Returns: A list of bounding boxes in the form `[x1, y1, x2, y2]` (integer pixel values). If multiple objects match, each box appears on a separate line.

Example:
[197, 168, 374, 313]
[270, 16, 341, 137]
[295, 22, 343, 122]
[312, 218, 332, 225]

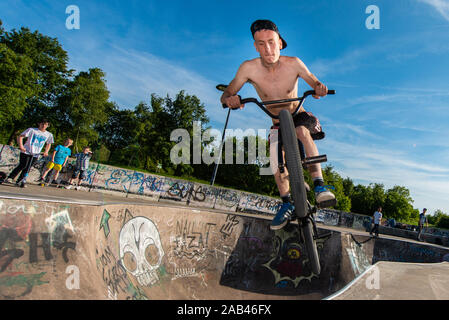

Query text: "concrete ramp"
[327, 262, 449, 300]
[1, 198, 449, 300]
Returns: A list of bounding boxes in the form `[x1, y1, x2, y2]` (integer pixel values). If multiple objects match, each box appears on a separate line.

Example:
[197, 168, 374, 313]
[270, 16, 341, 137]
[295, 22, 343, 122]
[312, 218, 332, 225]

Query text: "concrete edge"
[323, 263, 378, 300]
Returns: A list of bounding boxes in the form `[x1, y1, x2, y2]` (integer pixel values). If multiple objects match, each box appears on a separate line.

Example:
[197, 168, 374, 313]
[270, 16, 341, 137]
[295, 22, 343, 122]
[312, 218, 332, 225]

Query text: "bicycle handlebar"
[221, 89, 335, 120]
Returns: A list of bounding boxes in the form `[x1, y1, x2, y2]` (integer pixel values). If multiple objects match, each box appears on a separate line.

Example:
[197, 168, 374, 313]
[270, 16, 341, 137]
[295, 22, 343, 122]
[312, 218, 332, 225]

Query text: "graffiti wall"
[0, 144, 281, 217]
[0, 199, 342, 300]
[1, 144, 448, 247]
[2, 198, 449, 300]
[93, 204, 339, 299]
[0, 199, 95, 299]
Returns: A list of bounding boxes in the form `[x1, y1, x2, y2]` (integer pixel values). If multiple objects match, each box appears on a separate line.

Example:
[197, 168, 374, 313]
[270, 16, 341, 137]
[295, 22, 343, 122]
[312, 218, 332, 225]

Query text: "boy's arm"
[43, 143, 52, 157]
[17, 135, 26, 153]
[220, 61, 251, 109]
[295, 58, 328, 98]
[62, 156, 69, 167]
[51, 150, 56, 162]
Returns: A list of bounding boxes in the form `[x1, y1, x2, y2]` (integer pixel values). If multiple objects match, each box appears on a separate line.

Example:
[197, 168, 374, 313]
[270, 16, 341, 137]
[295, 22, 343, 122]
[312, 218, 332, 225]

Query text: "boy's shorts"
[270, 111, 325, 140]
[46, 161, 63, 172]
[72, 169, 86, 180]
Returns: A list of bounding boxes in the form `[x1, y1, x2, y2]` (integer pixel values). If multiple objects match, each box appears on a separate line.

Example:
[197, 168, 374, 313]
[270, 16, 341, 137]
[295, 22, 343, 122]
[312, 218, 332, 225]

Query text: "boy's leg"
[51, 164, 62, 183]
[40, 162, 54, 181]
[295, 125, 335, 207]
[66, 170, 78, 188]
[76, 171, 84, 187]
[271, 169, 294, 230]
[8, 153, 30, 181]
[270, 132, 294, 230]
[16, 155, 36, 182]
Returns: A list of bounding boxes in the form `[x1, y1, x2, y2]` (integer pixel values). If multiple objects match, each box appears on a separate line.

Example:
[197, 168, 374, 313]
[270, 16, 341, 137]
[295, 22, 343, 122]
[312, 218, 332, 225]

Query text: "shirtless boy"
[221, 19, 336, 230]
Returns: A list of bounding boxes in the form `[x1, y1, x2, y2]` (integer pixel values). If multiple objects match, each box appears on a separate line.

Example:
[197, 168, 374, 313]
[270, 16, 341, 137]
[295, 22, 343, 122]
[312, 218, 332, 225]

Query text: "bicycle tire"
[278, 110, 307, 218]
[301, 219, 321, 275]
[279, 109, 321, 275]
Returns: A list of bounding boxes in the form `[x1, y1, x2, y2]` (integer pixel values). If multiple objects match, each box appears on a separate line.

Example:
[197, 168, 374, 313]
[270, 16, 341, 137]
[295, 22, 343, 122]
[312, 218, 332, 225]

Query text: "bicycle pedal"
[302, 155, 327, 166]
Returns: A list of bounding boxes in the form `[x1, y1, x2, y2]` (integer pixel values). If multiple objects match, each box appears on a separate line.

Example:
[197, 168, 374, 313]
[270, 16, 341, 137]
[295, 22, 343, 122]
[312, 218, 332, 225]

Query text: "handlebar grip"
[222, 95, 243, 109]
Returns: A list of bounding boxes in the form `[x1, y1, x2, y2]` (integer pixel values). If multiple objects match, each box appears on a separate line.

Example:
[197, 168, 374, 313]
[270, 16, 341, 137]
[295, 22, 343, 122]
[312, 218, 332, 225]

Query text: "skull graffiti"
[119, 217, 164, 286]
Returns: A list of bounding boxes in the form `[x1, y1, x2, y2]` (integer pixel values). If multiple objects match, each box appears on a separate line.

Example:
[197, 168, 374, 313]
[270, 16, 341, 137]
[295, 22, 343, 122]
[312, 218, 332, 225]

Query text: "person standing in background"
[3, 119, 54, 186]
[417, 208, 428, 241]
[370, 207, 383, 238]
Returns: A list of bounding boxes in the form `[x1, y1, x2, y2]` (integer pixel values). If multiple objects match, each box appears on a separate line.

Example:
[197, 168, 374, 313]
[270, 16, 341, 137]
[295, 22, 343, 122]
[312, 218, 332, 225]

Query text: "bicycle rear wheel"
[279, 109, 321, 275]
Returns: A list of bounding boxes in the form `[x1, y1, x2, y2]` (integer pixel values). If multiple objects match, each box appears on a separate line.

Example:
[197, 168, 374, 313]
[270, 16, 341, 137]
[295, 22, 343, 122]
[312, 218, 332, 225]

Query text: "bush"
[436, 215, 449, 229]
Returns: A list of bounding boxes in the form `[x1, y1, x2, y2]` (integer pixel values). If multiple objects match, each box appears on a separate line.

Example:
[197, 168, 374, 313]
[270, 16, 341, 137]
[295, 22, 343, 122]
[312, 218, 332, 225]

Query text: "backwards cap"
[250, 19, 287, 50]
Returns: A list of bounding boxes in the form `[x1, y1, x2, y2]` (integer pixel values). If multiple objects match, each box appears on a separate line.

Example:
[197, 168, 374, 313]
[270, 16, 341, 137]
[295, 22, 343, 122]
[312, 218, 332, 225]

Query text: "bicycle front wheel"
[279, 110, 308, 218]
[279, 110, 320, 275]
[302, 219, 321, 275]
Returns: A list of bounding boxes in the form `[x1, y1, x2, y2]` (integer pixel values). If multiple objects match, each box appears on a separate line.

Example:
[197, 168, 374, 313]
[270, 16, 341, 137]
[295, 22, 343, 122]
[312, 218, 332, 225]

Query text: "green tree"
[436, 215, 449, 229]
[429, 210, 449, 229]
[0, 43, 36, 135]
[56, 68, 110, 152]
[383, 185, 418, 222]
[0, 26, 72, 143]
[96, 104, 139, 165]
[132, 91, 210, 175]
[320, 166, 351, 212]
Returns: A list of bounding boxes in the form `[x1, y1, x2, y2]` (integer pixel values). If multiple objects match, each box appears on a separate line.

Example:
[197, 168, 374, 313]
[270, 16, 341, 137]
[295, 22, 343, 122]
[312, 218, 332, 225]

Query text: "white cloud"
[418, 0, 449, 22]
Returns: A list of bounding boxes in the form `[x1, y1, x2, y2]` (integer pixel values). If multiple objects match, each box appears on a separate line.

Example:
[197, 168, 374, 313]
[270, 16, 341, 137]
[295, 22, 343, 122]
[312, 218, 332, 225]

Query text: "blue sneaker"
[314, 185, 336, 208]
[271, 202, 294, 230]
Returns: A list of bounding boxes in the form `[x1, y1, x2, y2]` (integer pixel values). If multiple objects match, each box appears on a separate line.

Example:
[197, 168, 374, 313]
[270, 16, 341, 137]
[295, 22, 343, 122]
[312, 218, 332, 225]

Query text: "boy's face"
[84, 148, 91, 154]
[65, 139, 73, 147]
[254, 29, 282, 65]
[38, 122, 50, 131]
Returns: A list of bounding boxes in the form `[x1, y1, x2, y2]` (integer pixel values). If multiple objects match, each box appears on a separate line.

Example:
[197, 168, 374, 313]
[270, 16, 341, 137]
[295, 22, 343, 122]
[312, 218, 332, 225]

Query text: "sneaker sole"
[270, 218, 291, 230]
[317, 198, 337, 208]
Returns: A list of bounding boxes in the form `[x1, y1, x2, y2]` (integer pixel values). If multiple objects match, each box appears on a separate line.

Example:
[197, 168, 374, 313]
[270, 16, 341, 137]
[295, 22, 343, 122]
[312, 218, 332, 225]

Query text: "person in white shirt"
[370, 207, 383, 238]
[417, 208, 428, 241]
[6, 119, 54, 186]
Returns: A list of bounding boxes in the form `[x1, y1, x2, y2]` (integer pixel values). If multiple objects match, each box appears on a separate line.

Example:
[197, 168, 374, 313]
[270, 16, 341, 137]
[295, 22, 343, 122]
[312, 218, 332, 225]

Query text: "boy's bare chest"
[250, 68, 299, 99]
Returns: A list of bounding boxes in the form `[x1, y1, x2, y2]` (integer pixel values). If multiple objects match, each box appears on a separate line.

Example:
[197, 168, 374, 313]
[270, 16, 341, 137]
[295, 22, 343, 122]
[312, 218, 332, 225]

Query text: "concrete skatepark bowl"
[1, 191, 448, 300]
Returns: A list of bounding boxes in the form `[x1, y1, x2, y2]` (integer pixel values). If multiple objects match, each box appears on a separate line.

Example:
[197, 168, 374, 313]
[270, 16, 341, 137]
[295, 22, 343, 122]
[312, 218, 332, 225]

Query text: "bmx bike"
[218, 86, 336, 275]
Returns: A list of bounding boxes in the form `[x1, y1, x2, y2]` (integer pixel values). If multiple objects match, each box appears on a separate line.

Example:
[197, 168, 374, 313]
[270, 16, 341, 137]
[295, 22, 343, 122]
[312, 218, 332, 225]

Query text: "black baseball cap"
[250, 19, 287, 50]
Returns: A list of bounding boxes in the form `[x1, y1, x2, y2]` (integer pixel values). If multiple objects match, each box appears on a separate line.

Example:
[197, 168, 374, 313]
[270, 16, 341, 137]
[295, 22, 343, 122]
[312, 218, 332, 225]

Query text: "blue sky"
[2, 0, 449, 215]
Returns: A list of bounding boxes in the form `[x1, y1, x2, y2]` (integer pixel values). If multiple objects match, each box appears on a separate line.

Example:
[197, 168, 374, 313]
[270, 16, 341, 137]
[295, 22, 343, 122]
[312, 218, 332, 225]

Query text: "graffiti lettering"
[220, 215, 240, 239]
[173, 220, 216, 259]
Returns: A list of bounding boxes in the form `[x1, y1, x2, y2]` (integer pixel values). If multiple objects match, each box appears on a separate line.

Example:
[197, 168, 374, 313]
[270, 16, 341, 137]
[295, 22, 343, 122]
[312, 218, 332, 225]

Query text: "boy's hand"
[224, 95, 245, 110]
[313, 82, 328, 99]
